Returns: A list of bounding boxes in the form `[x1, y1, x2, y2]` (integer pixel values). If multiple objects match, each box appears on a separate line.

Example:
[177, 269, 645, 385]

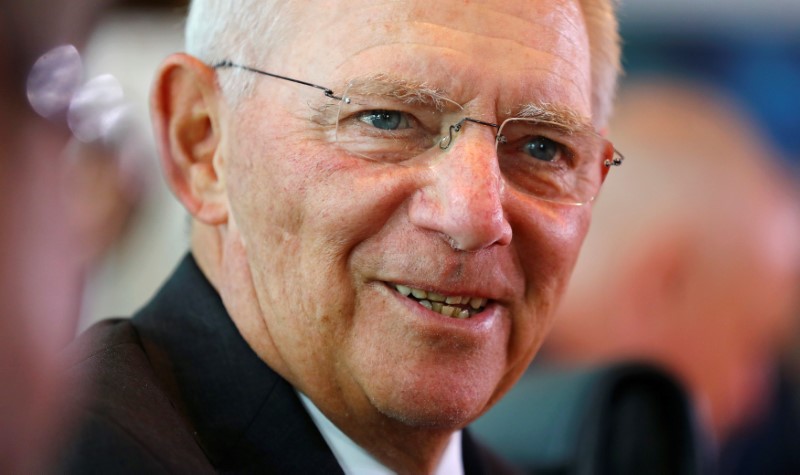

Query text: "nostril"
[447, 214, 512, 251]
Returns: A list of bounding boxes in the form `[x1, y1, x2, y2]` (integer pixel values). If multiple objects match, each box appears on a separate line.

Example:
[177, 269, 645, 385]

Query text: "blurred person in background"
[543, 80, 800, 473]
[0, 1, 125, 472]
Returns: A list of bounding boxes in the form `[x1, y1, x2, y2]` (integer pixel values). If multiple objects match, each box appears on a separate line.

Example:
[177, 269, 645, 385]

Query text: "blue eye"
[358, 110, 410, 130]
[524, 136, 561, 162]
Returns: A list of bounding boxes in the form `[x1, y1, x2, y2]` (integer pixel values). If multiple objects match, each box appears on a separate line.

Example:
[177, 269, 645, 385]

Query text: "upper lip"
[381, 279, 511, 305]
[366, 245, 520, 305]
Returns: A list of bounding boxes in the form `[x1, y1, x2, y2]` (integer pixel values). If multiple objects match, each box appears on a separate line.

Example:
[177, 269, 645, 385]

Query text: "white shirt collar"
[299, 392, 465, 475]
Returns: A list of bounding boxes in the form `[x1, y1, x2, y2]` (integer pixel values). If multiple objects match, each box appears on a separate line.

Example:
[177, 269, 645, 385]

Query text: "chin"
[363, 362, 504, 430]
[372, 391, 486, 430]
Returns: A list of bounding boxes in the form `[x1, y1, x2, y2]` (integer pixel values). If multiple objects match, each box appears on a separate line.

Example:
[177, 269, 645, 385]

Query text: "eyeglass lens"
[335, 83, 608, 205]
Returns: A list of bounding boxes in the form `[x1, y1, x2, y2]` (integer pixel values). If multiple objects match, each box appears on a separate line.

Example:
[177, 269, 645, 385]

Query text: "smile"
[393, 284, 489, 319]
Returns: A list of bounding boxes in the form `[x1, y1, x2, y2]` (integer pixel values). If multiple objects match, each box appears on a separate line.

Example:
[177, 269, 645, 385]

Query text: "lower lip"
[379, 282, 500, 332]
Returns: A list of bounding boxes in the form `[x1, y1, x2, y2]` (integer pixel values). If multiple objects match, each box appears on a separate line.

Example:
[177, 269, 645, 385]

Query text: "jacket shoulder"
[57, 319, 213, 474]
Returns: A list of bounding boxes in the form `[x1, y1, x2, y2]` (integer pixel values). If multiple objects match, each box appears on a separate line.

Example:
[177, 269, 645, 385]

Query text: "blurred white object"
[26, 44, 84, 119]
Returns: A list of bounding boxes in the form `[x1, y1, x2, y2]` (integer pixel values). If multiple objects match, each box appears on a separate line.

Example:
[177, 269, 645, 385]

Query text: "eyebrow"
[342, 74, 458, 111]
[332, 74, 593, 132]
[515, 102, 592, 134]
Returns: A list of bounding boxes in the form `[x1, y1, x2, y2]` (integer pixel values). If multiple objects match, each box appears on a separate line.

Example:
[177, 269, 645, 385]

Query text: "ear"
[151, 53, 228, 225]
[598, 140, 616, 184]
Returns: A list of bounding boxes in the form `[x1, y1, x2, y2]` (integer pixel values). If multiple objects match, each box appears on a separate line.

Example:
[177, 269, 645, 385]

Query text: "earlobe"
[151, 53, 228, 225]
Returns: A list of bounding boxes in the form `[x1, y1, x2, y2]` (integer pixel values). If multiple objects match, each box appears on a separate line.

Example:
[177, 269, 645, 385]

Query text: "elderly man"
[60, 0, 622, 473]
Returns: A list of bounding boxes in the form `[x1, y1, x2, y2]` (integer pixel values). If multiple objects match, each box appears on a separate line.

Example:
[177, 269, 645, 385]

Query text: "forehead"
[267, 0, 592, 117]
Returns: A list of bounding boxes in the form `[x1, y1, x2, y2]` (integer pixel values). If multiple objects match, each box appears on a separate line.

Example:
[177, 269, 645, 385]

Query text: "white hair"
[578, 0, 622, 128]
[185, 0, 621, 125]
[185, 0, 289, 105]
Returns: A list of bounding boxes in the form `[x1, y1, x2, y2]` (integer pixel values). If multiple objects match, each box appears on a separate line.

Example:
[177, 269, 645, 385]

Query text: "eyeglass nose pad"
[438, 122, 464, 150]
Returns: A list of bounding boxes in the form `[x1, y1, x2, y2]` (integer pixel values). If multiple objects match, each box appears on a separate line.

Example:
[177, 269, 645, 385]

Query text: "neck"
[190, 223, 222, 284]
[320, 399, 458, 475]
[302, 393, 462, 475]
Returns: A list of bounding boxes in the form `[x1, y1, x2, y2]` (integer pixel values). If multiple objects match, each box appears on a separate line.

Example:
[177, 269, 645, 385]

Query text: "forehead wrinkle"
[336, 17, 589, 88]
[312, 1, 592, 89]
[331, 0, 587, 54]
[538, 1, 585, 39]
[405, 20, 590, 85]
[333, 40, 588, 107]
[325, 34, 589, 115]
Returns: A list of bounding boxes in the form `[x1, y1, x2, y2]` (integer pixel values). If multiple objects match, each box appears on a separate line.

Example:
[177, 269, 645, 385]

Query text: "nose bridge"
[410, 123, 512, 251]
[442, 121, 499, 181]
[439, 117, 498, 151]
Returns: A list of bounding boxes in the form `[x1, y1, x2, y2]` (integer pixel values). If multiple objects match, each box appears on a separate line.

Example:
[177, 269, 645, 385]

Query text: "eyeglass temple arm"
[212, 60, 343, 101]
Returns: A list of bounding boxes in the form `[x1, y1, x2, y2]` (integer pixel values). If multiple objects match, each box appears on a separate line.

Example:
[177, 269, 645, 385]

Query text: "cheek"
[509, 203, 590, 361]
[222, 122, 418, 351]
[223, 130, 338, 319]
[224, 113, 335, 249]
[480, 204, 591, 410]
[523, 203, 590, 293]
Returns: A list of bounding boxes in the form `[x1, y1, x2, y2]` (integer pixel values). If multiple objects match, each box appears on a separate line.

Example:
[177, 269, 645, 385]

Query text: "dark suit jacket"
[58, 254, 520, 474]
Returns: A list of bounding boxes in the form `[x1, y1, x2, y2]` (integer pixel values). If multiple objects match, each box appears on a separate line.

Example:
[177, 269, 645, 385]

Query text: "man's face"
[217, 0, 594, 428]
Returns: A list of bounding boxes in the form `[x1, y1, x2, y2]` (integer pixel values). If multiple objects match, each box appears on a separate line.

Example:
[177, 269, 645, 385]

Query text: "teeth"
[470, 297, 486, 309]
[428, 292, 445, 302]
[410, 288, 427, 299]
[393, 284, 488, 319]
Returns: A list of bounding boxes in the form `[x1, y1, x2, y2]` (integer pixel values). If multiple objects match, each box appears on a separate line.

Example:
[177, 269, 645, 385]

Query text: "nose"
[408, 129, 512, 251]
